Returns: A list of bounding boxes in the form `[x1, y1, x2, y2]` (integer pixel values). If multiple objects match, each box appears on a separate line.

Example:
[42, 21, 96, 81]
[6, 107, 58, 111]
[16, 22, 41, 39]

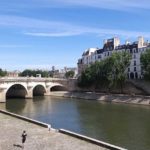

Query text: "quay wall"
[68, 79, 150, 95]
[50, 91, 150, 106]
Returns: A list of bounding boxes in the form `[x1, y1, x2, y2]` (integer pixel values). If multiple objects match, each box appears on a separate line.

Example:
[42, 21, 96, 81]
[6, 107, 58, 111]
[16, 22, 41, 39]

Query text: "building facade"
[77, 37, 150, 79]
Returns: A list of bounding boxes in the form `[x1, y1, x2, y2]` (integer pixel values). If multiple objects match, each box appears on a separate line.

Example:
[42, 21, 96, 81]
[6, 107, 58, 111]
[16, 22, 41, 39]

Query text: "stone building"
[77, 37, 150, 79]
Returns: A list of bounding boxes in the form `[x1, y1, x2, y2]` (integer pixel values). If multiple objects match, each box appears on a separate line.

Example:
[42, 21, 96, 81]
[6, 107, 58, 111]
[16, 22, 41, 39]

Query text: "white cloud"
[0, 15, 68, 29]
[24, 24, 150, 39]
[25, 31, 82, 37]
[0, 15, 150, 38]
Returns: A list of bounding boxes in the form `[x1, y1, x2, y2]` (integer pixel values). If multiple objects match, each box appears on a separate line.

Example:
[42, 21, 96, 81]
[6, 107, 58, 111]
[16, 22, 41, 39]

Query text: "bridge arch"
[50, 84, 68, 91]
[33, 84, 46, 96]
[6, 84, 28, 99]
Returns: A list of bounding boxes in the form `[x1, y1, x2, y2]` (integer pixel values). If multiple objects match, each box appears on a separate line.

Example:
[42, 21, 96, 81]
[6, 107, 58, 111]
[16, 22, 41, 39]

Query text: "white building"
[77, 37, 150, 79]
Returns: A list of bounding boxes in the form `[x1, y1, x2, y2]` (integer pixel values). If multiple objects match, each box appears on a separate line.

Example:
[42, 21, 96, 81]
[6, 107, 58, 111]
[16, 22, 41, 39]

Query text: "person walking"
[21, 130, 27, 149]
[47, 124, 51, 131]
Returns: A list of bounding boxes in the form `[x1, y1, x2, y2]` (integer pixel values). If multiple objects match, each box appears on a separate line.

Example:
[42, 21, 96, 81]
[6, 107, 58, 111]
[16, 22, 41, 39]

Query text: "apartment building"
[77, 37, 150, 79]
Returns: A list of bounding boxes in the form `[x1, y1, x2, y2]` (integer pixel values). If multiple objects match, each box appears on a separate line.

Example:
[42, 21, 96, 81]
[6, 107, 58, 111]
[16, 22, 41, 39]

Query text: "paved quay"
[0, 112, 108, 150]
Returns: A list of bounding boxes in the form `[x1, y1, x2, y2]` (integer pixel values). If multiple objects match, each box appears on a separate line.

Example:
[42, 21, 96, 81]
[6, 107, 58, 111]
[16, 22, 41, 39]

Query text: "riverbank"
[50, 91, 150, 106]
[0, 110, 126, 150]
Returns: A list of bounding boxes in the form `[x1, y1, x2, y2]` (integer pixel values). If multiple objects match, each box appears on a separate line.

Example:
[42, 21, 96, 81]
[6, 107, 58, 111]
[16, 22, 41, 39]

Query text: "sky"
[0, 0, 150, 71]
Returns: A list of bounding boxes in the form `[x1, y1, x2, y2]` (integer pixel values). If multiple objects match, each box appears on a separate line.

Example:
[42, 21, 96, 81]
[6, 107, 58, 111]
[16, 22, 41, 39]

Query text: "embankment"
[50, 91, 150, 106]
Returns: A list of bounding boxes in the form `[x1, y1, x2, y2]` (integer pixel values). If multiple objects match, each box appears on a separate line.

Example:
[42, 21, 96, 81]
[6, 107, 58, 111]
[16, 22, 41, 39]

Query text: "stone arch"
[6, 84, 28, 99]
[50, 84, 67, 91]
[33, 84, 46, 96]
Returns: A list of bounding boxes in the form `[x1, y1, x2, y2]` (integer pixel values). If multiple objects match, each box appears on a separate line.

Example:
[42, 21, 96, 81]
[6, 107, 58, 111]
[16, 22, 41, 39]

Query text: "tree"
[0, 69, 7, 77]
[78, 51, 131, 93]
[78, 59, 111, 89]
[20, 69, 50, 77]
[65, 70, 75, 78]
[140, 48, 150, 80]
[49, 71, 54, 77]
[108, 51, 131, 93]
[78, 67, 95, 87]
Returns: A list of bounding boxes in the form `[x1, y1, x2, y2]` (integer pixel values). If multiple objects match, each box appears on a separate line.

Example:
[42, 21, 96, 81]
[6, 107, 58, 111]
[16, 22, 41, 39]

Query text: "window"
[134, 61, 136, 66]
[130, 49, 133, 53]
[135, 72, 138, 79]
[128, 68, 130, 72]
[134, 67, 136, 71]
[98, 55, 101, 59]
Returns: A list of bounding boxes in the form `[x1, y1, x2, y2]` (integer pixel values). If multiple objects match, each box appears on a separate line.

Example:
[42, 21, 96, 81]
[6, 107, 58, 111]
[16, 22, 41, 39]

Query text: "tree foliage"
[0, 69, 7, 77]
[108, 51, 131, 92]
[78, 51, 131, 92]
[20, 69, 49, 77]
[140, 48, 150, 80]
[65, 70, 75, 78]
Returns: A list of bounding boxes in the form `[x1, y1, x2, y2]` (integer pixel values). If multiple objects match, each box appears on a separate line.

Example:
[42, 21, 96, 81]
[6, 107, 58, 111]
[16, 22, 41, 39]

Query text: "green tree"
[65, 70, 75, 78]
[108, 51, 131, 93]
[49, 71, 54, 77]
[0, 69, 7, 77]
[78, 51, 131, 93]
[20, 69, 50, 77]
[78, 60, 111, 89]
[140, 48, 150, 80]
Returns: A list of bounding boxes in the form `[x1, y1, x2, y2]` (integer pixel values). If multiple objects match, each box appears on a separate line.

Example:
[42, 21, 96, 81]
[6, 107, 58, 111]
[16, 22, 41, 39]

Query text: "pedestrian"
[21, 130, 27, 149]
[47, 124, 51, 131]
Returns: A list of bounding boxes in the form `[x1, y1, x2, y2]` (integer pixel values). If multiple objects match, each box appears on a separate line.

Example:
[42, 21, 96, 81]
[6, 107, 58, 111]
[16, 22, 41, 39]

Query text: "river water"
[0, 96, 150, 150]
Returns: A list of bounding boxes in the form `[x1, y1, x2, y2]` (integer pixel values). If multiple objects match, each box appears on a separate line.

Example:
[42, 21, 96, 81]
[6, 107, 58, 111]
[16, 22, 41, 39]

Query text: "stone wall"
[67, 79, 148, 95]
[50, 91, 150, 106]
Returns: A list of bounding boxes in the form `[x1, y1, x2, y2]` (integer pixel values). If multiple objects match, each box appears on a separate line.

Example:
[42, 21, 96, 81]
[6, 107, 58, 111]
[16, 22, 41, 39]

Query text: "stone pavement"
[0, 113, 108, 150]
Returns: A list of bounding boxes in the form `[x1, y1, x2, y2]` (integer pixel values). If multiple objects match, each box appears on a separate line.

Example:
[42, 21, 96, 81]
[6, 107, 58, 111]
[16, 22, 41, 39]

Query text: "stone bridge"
[0, 77, 75, 103]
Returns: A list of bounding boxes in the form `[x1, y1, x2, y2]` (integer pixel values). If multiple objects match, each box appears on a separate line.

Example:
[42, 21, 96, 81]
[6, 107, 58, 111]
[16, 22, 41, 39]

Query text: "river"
[0, 96, 150, 150]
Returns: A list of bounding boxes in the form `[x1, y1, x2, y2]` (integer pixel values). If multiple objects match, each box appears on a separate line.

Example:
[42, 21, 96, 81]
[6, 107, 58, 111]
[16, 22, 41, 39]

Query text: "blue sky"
[0, 0, 150, 71]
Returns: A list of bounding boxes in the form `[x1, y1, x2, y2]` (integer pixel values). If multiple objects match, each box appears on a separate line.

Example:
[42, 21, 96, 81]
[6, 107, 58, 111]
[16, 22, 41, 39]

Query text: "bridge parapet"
[0, 77, 67, 83]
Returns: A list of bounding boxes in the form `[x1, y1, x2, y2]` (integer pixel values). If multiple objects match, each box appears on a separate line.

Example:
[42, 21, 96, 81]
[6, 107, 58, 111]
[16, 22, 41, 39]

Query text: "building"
[7, 70, 20, 77]
[77, 37, 150, 79]
[52, 67, 77, 78]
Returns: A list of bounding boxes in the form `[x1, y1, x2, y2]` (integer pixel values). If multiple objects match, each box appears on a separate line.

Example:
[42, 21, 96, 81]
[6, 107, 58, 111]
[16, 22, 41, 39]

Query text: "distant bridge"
[0, 77, 75, 103]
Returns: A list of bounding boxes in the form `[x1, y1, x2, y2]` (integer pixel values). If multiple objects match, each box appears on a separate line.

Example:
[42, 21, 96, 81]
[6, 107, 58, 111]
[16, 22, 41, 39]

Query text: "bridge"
[0, 77, 74, 103]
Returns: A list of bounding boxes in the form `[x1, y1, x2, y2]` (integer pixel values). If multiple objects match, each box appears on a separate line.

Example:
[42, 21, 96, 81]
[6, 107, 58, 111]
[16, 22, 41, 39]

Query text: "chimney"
[125, 40, 130, 45]
[103, 39, 107, 45]
[113, 37, 120, 49]
[138, 36, 144, 48]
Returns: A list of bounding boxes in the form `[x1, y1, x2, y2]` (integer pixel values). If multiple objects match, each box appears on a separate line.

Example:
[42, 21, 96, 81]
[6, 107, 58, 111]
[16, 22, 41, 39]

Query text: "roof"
[82, 48, 99, 56]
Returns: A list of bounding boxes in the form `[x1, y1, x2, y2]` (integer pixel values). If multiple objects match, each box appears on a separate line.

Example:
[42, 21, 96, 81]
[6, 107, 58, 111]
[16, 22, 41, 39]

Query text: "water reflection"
[0, 96, 150, 150]
[5, 99, 26, 114]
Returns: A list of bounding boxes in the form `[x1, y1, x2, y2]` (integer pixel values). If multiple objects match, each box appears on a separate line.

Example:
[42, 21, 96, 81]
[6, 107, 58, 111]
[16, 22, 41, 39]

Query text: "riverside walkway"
[0, 112, 110, 150]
